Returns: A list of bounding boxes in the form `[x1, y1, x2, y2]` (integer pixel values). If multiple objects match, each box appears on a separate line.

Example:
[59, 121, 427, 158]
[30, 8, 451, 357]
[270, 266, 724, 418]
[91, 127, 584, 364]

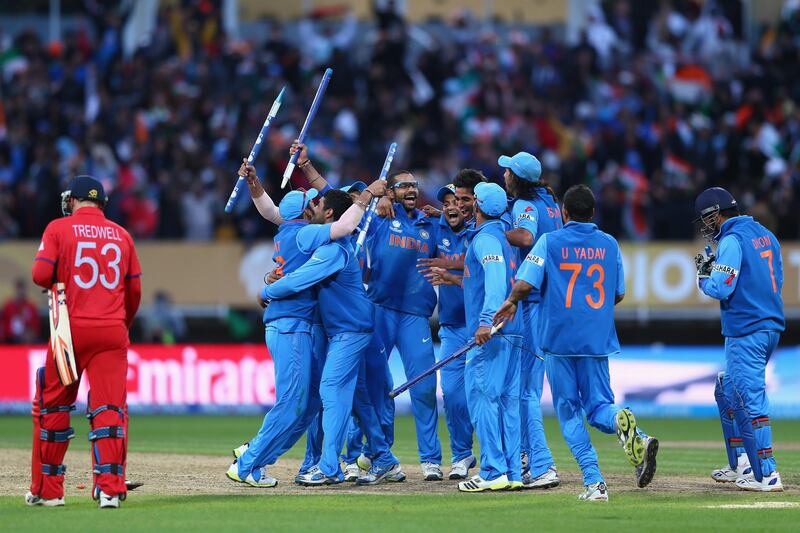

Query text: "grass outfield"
[1, 415, 799, 532]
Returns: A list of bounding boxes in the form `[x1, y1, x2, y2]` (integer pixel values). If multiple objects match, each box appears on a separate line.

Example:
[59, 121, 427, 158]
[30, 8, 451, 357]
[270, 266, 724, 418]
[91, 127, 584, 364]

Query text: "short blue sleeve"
[516, 234, 547, 289]
[511, 199, 539, 239]
[297, 224, 332, 254]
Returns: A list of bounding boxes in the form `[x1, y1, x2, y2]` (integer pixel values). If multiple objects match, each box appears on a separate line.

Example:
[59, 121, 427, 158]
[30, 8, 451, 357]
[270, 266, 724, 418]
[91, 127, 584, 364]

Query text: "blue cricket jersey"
[509, 189, 563, 303]
[265, 224, 373, 335]
[699, 216, 785, 337]
[261, 220, 317, 324]
[517, 221, 624, 357]
[365, 204, 438, 317]
[463, 219, 522, 336]
[434, 215, 471, 328]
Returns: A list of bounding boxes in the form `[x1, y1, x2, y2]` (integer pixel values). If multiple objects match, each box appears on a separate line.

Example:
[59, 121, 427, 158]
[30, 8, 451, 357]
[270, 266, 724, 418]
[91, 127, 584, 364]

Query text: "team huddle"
[22, 147, 785, 509]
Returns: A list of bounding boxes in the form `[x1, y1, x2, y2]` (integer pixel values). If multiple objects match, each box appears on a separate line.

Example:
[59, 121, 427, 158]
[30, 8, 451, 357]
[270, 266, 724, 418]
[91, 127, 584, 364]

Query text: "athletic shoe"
[243, 466, 277, 488]
[356, 463, 403, 486]
[385, 465, 407, 482]
[636, 437, 659, 488]
[226, 461, 245, 484]
[98, 491, 120, 509]
[356, 453, 372, 471]
[125, 480, 143, 491]
[507, 481, 524, 491]
[421, 462, 443, 481]
[25, 492, 64, 507]
[578, 482, 608, 502]
[458, 474, 510, 492]
[232, 442, 249, 459]
[522, 466, 560, 489]
[295, 466, 343, 486]
[448, 455, 477, 480]
[615, 408, 645, 466]
[521, 451, 530, 474]
[343, 463, 360, 482]
[712, 454, 753, 483]
[735, 472, 784, 492]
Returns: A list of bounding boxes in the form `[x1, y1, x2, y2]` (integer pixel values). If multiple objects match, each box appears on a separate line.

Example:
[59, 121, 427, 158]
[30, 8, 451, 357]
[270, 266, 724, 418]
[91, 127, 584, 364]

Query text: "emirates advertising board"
[1, 343, 799, 417]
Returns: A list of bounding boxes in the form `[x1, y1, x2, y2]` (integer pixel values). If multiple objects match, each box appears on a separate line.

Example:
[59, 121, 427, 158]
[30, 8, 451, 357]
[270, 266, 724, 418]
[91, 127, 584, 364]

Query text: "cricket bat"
[48, 283, 78, 386]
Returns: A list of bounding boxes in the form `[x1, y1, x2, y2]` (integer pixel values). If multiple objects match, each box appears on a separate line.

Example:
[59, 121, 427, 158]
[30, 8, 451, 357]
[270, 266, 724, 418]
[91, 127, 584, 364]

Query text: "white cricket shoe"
[522, 466, 560, 489]
[735, 472, 784, 492]
[448, 455, 477, 480]
[421, 462, 443, 481]
[25, 492, 64, 507]
[343, 463, 360, 482]
[385, 465, 407, 482]
[458, 474, 510, 492]
[712, 454, 753, 483]
[226, 461, 277, 488]
[232, 442, 249, 459]
[578, 482, 608, 502]
[98, 491, 120, 509]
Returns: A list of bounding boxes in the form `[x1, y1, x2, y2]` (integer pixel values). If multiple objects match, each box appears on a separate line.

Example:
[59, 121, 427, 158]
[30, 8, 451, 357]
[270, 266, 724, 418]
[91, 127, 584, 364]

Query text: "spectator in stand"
[140, 291, 186, 345]
[0, 1, 799, 242]
[1, 278, 40, 344]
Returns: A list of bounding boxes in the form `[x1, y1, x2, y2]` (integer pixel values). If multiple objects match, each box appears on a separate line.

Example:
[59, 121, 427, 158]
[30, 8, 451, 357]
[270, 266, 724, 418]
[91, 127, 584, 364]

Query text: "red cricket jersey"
[33, 207, 142, 325]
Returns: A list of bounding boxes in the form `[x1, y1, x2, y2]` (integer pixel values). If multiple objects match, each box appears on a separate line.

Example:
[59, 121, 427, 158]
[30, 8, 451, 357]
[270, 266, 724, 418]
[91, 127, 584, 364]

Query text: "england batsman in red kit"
[27, 175, 142, 509]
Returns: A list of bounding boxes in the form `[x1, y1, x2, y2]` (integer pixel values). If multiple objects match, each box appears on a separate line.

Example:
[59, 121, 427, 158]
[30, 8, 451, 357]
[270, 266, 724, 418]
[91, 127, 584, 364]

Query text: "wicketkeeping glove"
[695, 247, 715, 279]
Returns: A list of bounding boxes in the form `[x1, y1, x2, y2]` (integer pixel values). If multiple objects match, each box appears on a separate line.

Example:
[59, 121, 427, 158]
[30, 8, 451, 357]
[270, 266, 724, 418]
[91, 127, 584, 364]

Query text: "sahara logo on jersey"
[442, 238, 451, 247]
[525, 253, 545, 266]
[481, 254, 503, 265]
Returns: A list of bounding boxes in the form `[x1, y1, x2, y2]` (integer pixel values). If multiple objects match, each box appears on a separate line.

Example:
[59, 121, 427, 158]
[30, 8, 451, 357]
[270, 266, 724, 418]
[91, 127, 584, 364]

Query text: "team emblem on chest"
[420, 230, 430, 240]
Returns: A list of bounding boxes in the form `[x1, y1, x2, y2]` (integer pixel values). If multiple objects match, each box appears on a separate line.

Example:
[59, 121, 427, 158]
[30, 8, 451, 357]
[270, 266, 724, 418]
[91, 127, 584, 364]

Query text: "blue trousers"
[318, 332, 373, 477]
[373, 305, 442, 464]
[520, 303, 555, 477]
[342, 335, 394, 464]
[716, 331, 779, 480]
[439, 325, 474, 463]
[545, 356, 619, 485]
[466, 335, 521, 482]
[299, 324, 328, 473]
[237, 318, 312, 477]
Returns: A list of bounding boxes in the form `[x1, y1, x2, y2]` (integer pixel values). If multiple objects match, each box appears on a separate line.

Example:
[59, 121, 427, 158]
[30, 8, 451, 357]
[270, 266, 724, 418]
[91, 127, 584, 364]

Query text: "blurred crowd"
[2, 0, 800, 242]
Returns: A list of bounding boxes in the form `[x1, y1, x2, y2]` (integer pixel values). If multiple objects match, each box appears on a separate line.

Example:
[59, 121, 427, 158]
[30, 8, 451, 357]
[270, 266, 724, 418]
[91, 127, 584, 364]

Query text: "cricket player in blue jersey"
[694, 187, 784, 492]
[495, 185, 658, 501]
[366, 170, 444, 480]
[416, 184, 477, 480]
[457, 182, 523, 492]
[228, 163, 391, 485]
[498, 151, 560, 489]
[265, 189, 402, 486]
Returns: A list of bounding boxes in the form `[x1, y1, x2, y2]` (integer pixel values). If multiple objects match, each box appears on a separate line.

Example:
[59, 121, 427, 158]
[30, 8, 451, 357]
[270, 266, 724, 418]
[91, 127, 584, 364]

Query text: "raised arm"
[240, 158, 283, 225]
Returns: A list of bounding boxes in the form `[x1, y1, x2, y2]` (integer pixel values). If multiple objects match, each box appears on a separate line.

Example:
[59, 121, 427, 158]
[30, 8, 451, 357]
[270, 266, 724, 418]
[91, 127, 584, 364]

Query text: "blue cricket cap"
[67, 175, 107, 203]
[437, 183, 456, 202]
[280, 189, 318, 220]
[498, 152, 542, 182]
[340, 181, 367, 193]
[694, 187, 737, 221]
[474, 182, 507, 217]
